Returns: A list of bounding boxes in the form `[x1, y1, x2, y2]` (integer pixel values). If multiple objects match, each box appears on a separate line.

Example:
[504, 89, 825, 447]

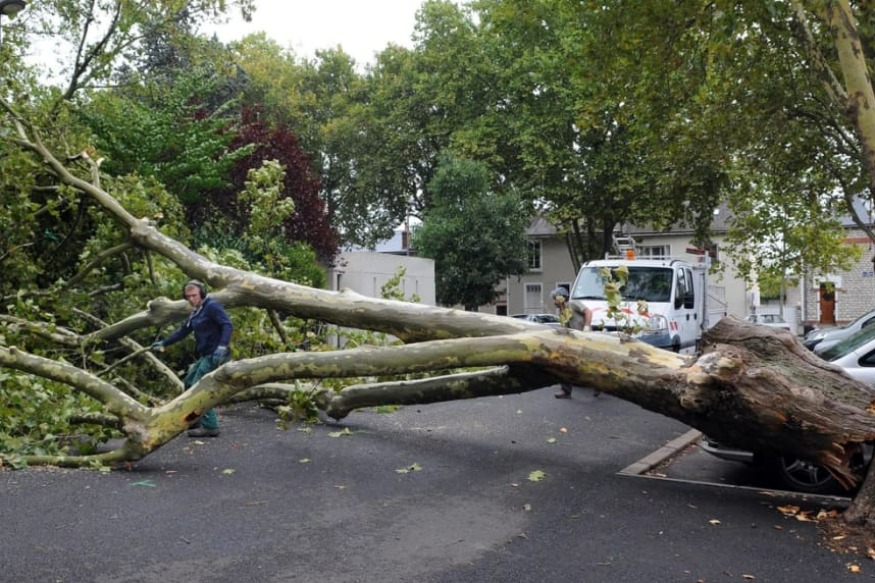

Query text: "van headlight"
[644, 314, 669, 335]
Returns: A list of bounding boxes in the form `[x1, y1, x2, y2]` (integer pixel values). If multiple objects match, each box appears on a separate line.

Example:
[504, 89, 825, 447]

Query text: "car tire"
[768, 455, 839, 494]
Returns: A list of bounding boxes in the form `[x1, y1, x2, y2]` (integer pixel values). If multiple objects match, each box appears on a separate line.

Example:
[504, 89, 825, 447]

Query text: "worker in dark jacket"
[152, 280, 233, 437]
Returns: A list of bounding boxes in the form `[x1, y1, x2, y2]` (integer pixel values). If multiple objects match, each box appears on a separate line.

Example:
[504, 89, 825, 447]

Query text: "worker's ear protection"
[182, 280, 207, 300]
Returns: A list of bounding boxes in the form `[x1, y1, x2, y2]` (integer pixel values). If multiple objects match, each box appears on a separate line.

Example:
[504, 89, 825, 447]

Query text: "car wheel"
[769, 455, 838, 494]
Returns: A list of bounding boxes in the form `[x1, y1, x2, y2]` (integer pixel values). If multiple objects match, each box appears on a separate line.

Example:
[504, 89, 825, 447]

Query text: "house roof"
[526, 215, 559, 237]
[525, 204, 732, 239]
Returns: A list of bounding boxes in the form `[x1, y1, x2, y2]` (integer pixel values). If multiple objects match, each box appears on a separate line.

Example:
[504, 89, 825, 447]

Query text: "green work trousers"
[184, 353, 229, 429]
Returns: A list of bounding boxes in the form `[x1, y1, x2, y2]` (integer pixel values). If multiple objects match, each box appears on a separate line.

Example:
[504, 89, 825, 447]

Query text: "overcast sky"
[206, 0, 426, 66]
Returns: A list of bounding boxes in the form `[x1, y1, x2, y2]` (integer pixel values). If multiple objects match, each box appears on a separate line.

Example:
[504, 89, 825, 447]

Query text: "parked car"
[803, 308, 875, 353]
[699, 438, 871, 494]
[700, 329, 875, 494]
[818, 322, 875, 386]
[744, 313, 792, 332]
[510, 313, 563, 328]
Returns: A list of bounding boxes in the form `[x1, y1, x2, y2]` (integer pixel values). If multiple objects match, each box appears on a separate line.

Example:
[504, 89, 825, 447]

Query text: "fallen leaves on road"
[528, 470, 547, 482]
[776, 505, 840, 523]
[328, 428, 354, 438]
[395, 462, 422, 474]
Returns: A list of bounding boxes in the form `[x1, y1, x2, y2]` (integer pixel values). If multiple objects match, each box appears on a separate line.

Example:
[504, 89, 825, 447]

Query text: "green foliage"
[191, 159, 326, 289]
[380, 267, 421, 303]
[0, 370, 113, 463]
[415, 155, 529, 310]
[599, 265, 649, 336]
[276, 384, 323, 427]
[80, 68, 253, 205]
[720, 153, 863, 292]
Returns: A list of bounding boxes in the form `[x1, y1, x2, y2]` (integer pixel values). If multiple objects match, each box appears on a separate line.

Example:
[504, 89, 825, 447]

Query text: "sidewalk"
[0, 389, 869, 582]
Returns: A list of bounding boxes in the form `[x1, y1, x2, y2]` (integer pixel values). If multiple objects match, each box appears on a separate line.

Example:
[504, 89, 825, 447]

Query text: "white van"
[568, 256, 723, 354]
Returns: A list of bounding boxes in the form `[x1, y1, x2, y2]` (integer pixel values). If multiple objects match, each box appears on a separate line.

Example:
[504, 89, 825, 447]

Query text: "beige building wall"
[328, 252, 436, 306]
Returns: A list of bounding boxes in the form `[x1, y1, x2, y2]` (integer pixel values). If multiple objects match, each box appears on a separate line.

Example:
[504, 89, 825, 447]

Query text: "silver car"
[820, 323, 875, 385]
[804, 308, 875, 354]
[700, 325, 875, 494]
[744, 313, 792, 332]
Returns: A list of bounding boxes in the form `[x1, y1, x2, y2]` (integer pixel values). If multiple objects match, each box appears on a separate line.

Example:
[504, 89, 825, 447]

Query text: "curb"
[618, 428, 702, 476]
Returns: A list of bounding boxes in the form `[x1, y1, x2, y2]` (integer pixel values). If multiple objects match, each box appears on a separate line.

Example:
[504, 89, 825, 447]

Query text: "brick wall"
[804, 229, 875, 325]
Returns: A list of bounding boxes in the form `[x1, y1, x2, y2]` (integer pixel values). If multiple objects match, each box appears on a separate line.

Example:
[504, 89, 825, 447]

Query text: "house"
[492, 216, 579, 317]
[801, 224, 875, 328]
[350, 209, 875, 337]
[324, 244, 435, 348]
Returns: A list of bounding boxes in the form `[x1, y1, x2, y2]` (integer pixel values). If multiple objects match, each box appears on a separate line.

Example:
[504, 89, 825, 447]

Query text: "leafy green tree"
[81, 67, 251, 210]
[415, 155, 529, 310]
[14, 0, 253, 101]
[467, 0, 731, 269]
[229, 35, 403, 249]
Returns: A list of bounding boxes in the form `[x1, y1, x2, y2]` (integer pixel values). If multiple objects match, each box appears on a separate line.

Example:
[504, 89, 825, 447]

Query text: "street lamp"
[0, 0, 26, 48]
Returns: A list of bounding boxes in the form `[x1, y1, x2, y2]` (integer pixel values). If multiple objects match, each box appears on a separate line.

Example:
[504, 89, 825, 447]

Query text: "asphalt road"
[1, 386, 871, 582]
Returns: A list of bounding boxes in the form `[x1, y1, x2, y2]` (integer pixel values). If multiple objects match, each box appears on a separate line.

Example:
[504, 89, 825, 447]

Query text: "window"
[525, 283, 542, 312]
[676, 268, 695, 308]
[527, 240, 542, 271]
[637, 245, 670, 258]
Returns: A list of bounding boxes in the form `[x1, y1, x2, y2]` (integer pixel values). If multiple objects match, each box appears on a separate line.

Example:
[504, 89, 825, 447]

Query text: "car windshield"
[823, 323, 875, 361]
[572, 266, 673, 303]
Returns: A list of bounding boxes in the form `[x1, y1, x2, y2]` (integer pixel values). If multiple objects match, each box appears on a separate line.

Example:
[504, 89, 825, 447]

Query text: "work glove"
[150, 341, 164, 352]
[211, 345, 229, 365]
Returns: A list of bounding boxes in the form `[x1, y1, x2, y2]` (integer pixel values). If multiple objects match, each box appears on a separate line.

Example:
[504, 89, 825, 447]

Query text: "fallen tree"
[4, 105, 875, 529]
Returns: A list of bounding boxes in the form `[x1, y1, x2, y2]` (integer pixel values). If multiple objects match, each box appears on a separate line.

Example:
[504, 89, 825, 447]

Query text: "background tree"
[414, 155, 529, 310]
[220, 108, 338, 263]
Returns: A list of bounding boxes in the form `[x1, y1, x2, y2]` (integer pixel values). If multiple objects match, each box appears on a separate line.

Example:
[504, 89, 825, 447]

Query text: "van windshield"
[572, 266, 673, 303]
